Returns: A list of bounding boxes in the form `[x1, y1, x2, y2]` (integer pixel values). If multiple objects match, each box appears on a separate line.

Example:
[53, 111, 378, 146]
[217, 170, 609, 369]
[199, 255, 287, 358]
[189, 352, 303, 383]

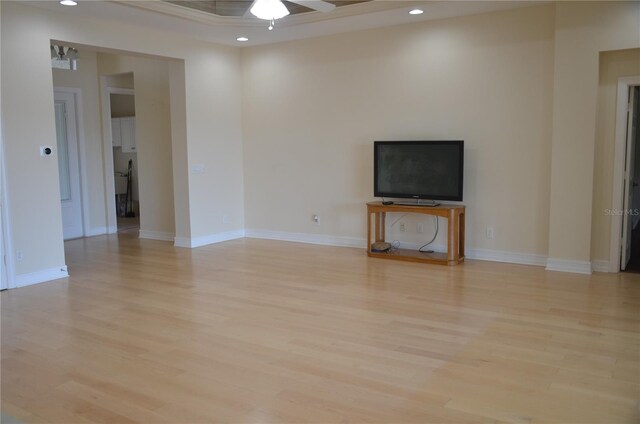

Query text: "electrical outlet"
[417, 223, 424, 233]
[399, 222, 406, 232]
[16, 250, 23, 261]
[313, 214, 320, 225]
[486, 226, 494, 240]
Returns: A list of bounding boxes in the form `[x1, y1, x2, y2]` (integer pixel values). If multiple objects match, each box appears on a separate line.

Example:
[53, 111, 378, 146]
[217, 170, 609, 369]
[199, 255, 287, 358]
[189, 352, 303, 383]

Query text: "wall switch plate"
[417, 223, 424, 233]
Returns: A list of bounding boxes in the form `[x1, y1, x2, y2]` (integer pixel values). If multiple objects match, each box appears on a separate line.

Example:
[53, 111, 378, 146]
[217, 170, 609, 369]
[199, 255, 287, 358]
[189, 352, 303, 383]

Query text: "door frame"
[100, 79, 135, 233]
[54, 87, 90, 239]
[1, 121, 15, 289]
[609, 76, 640, 272]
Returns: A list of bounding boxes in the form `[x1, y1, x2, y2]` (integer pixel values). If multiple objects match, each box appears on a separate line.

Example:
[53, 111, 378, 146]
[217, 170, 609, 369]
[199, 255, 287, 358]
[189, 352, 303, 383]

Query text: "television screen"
[374, 141, 464, 201]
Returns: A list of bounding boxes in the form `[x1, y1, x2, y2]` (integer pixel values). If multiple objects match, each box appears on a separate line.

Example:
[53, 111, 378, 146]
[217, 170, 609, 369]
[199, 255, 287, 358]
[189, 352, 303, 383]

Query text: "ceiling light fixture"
[409, 9, 424, 15]
[51, 45, 79, 70]
[60, 0, 78, 6]
[237, 37, 249, 42]
[250, 0, 289, 30]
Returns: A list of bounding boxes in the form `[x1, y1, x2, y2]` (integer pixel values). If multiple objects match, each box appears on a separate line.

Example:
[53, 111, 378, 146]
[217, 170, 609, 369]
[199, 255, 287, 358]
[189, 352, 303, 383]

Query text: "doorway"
[621, 85, 640, 272]
[109, 91, 139, 233]
[53, 90, 85, 240]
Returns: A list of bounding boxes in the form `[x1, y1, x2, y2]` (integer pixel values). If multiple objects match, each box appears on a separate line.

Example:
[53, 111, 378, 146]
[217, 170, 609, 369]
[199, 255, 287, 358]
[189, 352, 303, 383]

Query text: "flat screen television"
[374, 140, 464, 202]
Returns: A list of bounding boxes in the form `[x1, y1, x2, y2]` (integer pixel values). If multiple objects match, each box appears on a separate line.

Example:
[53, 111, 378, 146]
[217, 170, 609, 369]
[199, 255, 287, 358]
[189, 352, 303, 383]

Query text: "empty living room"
[1, 1, 639, 423]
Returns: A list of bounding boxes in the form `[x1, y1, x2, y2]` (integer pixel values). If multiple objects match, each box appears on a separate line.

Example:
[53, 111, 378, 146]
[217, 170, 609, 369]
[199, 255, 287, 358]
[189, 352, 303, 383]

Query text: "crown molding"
[115, 0, 424, 29]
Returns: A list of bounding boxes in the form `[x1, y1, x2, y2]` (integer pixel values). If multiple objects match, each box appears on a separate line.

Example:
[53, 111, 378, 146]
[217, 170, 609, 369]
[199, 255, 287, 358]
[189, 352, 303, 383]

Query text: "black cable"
[419, 216, 439, 253]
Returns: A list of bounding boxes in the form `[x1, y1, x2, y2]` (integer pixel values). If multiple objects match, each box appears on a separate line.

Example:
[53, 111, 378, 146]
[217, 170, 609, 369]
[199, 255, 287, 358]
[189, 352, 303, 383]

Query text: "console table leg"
[367, 211, 372, 251]
[459, 211, 465, 260]
[448, 210, 460, 263]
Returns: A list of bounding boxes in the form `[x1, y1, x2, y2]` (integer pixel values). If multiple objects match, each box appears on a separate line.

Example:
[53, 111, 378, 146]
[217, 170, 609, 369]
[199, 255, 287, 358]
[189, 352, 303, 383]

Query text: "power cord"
[419, 216, 439, 254]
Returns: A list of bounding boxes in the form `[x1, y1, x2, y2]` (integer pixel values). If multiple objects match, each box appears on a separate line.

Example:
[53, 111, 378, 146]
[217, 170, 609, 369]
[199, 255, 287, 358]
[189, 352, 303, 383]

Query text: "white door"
[621, 87, 639, 270]
[54, 91, 84, 240]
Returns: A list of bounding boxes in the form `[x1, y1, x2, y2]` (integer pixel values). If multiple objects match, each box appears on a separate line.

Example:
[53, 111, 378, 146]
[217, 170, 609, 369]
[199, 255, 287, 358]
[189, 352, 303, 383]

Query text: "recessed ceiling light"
[237, 37, 249, 42]
[409, 9, 424, 15]
[60, 0, 78, 5]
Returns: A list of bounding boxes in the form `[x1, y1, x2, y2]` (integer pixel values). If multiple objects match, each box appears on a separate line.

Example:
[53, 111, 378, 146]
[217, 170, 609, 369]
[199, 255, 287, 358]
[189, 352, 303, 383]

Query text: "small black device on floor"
[371, 242, 391, 252]
[382, 201, 394, 205]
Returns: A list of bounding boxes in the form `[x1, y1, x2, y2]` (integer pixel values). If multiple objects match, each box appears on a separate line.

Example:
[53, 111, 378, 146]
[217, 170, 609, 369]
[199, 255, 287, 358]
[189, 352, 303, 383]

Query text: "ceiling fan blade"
[287, 0, 336, 13]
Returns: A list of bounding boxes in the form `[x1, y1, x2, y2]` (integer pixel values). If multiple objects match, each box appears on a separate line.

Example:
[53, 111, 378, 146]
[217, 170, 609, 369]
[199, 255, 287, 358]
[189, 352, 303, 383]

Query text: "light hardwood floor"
[2, 233, 639, 423]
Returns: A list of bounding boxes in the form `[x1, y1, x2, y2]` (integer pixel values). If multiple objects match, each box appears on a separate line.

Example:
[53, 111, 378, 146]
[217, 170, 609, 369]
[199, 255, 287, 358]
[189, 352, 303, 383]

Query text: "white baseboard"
[174, 230, 245, 248]
[546, 258, 592, 275]
[591, 259, 610, 273]
[245, 230, 547, 267]
[15, 265, 69, 288]
[139, 230, 174, 242]
[85, 226, 108, 237]
[245, 229, 366, 248]
[173, 236, 192, 248]
[383, 241, 547, 266]
[467, 247, 547, 266]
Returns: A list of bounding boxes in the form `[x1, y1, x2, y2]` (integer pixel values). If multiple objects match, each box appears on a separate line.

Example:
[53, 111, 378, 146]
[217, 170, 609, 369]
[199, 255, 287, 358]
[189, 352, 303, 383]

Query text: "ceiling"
[167, 0, 371, 18]
[30, 1, 545, 47]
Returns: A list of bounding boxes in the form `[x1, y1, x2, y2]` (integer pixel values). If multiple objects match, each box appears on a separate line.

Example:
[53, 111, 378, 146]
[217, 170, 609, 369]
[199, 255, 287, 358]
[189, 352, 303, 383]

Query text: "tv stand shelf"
[366, 201, 465, 266]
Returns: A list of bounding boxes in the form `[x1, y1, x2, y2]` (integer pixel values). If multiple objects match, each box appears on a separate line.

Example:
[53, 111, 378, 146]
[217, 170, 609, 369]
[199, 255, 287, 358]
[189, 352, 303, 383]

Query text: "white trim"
[119, 0, 418, 29]
[108, 87, 135, 96]
[139, 230, 174, 242]
[100, 79, 135, 234]
[15, 266, 69, 288]
[85, 227, 109, 237]
[245, 229, 365, 248]
[54, 87, 90, 239]
[394, 240, 547, 266]
[173, 237, 191, 248]
[545, 258, 592, 275]
[467, 247, 547, 266]
[245, 230, 548, 267]
[174, 230, 246, 248]
[0, 121, 15, 289]
[592, 260, 610, 273]
[610, 76, 640, 273]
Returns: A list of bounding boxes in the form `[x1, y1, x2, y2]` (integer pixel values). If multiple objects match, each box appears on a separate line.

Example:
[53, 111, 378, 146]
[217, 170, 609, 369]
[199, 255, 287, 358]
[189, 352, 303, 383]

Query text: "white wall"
[3, 1, 640, 283]
[547, 1, 640, 268]
[1, 2, 244, 280]
[242, 5, 556, 257]
[591, 49, 640, 263]
[98, 52, 175, 236]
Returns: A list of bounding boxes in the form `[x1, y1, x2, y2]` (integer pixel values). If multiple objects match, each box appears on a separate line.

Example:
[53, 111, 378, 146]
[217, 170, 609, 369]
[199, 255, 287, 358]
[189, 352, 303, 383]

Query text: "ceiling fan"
[247, 0, 336, 29]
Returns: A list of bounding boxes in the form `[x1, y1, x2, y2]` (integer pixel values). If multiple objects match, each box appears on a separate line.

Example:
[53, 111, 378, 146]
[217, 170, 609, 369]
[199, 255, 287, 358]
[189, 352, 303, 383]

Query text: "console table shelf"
[366, 202, 465, 266]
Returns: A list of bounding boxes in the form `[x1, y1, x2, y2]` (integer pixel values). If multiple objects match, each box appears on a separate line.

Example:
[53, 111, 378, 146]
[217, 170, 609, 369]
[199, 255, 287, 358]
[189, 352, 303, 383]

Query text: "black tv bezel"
[374, 140, 464, 202]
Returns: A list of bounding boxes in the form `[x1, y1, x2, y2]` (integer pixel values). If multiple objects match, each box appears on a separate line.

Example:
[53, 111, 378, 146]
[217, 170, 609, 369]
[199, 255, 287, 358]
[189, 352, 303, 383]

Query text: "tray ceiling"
[167, 0, 371, 17]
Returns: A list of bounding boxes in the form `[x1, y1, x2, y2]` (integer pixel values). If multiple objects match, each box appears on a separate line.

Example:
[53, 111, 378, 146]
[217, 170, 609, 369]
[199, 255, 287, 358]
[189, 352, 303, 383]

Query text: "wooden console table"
[366, 201, 465, 265]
